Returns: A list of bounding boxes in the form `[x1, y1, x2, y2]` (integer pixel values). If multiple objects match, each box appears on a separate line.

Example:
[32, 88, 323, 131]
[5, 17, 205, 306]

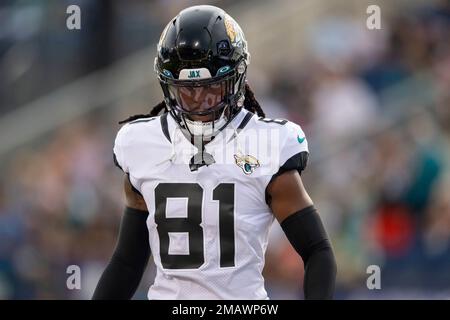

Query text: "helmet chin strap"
[182, 106, 229, 171]
[184, 111, 228, 141]
[181, 104, 228, 141]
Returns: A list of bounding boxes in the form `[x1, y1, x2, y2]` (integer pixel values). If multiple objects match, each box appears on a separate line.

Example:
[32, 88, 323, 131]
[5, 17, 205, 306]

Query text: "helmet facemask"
[158, 61, 247, 143]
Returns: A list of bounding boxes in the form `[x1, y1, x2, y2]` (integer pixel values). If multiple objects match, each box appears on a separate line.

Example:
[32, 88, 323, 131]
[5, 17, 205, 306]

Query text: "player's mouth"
[188, 114, 215, 122]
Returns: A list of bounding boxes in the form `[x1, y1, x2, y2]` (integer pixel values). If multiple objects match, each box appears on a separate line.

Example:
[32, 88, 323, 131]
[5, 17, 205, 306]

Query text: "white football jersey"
[113, 108, 309, 299]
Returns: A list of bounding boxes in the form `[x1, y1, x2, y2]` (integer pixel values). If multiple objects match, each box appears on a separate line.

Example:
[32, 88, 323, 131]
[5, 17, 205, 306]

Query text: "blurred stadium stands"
[0, 0, 449, 299]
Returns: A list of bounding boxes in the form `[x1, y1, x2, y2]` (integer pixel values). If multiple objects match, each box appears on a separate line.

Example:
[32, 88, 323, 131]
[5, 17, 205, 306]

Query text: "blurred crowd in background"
[0, 0, 449, 299]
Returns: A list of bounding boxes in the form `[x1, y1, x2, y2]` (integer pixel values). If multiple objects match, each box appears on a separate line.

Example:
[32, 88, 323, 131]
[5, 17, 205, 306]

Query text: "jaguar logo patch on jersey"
[234, 152, 260, 175]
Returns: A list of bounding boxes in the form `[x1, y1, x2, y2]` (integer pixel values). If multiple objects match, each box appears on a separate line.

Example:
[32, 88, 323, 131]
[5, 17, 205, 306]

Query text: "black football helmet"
[154, 5, 250, 142]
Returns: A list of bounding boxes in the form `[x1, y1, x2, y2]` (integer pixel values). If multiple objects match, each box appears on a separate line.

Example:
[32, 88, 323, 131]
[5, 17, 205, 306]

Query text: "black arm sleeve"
[92, 207, 151, 300]
[280, 205, 337, 300]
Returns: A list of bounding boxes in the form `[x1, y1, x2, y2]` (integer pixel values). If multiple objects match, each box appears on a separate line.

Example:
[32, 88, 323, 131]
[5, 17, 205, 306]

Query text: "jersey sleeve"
[276, 121, 309, 176]
[113, 124, 130, 173]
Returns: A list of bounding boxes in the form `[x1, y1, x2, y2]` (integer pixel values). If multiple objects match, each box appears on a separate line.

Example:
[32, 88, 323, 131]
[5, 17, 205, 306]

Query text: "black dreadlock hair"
[119, 83, 265, 124]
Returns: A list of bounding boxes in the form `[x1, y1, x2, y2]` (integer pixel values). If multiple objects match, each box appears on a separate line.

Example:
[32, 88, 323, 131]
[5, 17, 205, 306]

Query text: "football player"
[93, 5, 336, 300]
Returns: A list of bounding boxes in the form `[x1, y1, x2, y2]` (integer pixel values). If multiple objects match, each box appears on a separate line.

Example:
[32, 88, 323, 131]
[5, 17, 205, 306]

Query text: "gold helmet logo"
[224, 14, 237, 43]
[224, 14, 245, 47]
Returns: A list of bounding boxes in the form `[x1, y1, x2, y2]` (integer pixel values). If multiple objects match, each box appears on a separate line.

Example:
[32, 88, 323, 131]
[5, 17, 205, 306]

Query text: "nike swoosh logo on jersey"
[297, 135, 306, 144]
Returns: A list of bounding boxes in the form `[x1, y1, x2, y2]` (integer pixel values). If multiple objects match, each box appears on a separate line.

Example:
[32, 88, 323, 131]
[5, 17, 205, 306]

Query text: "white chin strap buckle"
[185, 110, 228, 140]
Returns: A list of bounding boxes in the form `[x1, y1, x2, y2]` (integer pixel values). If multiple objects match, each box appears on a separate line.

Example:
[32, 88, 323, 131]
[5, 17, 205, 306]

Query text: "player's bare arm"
[124, 175, 148, 211]
[268, 170, 337, 299]
[267, 170, 313, 221]
[92, 175, 150, 299]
